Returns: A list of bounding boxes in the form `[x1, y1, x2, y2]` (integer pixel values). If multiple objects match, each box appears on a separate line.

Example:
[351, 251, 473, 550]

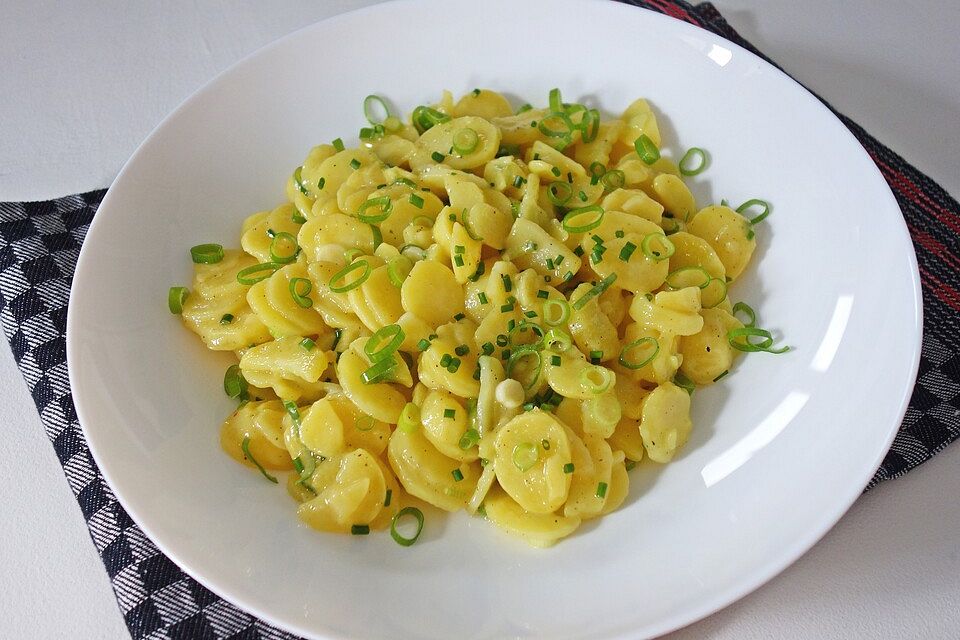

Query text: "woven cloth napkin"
[2, 2, 958, 638]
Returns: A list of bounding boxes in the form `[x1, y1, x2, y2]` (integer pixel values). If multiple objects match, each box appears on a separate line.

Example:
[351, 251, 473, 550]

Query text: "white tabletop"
[1, 1, 958, 638]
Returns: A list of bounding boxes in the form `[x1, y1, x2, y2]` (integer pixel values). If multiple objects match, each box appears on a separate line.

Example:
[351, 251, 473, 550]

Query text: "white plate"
[66, 0, 922, 638]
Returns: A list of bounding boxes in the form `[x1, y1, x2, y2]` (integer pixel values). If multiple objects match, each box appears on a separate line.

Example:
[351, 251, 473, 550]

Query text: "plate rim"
[66, 1, 924, 637]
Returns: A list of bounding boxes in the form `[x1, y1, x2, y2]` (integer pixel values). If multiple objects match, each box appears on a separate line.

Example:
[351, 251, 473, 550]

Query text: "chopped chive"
[573, 245, 584, 256]
[318, 177, 326, 190]
[417, 338, 431, 351]
[349, 158, 361, 170]
[384, 489, 393, 507]
[625, 459, 636, 471]
[451, 468, 464, 482]
[332, 138, 345, 152]
[431, 151, 445, 162]
[478, 292, 488, 304]
[551, 355, 561, 366]
[454, 254, 464, 267]
[589, 350, 603, 363]
[712, 370, 730, 382]
[409, 193, 425, 208]
[501, 274, 513, 292]
[219, 313, 234, 324]
[523, 310, 537, 318]
[455, 344, 470, 356]
[563, 462, 575, 474]
[537, 290, 548, 299]
[619, 242, 637, 261]
[299, 337, 316, 351]
[454, 312, 466, 321]
[440, 353, 452, 367]
[578, 190, 588, 202]
[482, 342, 495, 355]
[615, 230, 625, 238]
[500, 302, 514, 312]
[546, 258, 555, 270]
[596, 481, 608, 498]
[513, 175, 525, 188]
[351, 524, 370, 535]
[572, 273, 617, 310]
[444, 408, 456, 419]
[241, 436, 278, 483]
[447, 358, 461, 373]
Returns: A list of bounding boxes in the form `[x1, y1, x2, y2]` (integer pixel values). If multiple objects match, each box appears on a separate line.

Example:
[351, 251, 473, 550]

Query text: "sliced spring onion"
[351, 524, 370, 535]
[357, 196, 393, 224]
[548, 88, 563, 113]
[543, 328, 573, 352]
[190, 243, 224, 264]
[600, 169, 625, 191]
[458, 428, 480, 450]
[679, 147, 709, 176]
[673, 371, 696, 395]
[409, 193, 425, 208]
[641, 233, 675, 262]
[512, 442, 539, 472]
[507, 348, 543, 390]
[580, 365, 614, 394]
[732, 301, 757, 327]
[329, 259, 371, 293]
[737, 198, 771, 225]
[293, 166, 310, 196]
[727, 327, 790, 354]
[572, 273, 617, 310]
[452, 127, 479, 155]
[542, 300, 571, 327]
[241, 436, 278, 483]
[390, 506, 425, 546]
[299, 337, 315, 351]
[508, 320, 545, 350]
[269, 232, 299, 264]
[701, 277, 729, 309]
[168, 286, 188, 314]
[398, 402, 421, 433]
[363, 94, 390, 125]
[547, 181, 573, 206]
[460, 207, 484, 241]
[361, 355, 398, 384]
[283, 400, 302, 429]
[580, 108, 600, 143]
[538, 111, 575, 142]
[223, 364, 247, 399]
[355, 415, 375, 432]
[562, 204, 605, 233]
[387, 256, 413, 287]
[619, 337, 660, 369]
[370, 224, 383, 250]
[665, 266, 711, 290]
[364, 324, 405, 363]
[291, 209, 307, 224]
[289, 277, 313, 308]
[634, 134, 660, 164]
[343, 247, 363, 263]
[237, 262, 282, 285]
[619, 242, 637, 262]
[412, 106, 450, 134]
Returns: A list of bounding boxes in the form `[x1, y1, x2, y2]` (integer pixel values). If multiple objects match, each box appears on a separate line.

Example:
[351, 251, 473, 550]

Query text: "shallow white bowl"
[67, 0, 922, 637]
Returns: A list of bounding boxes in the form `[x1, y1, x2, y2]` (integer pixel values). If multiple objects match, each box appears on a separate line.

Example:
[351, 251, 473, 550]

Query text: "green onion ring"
[364, 324, 405, 363]
[634, 134, 660, 164]
[506, 348, 543, 391]
[641, 233, 675, 262]
[269, 232, 299, 264]
[387, 256, 413, 287]
[167, 286, 188, 314]
[357, 196, 393, 224]
[580, 364, 614, 394]
[538, 111, 575, 139]
[390, 506, 425, 546]
[237, 262, 281, 285]
[665, 266, 711, 290]
[241, 436, 278, 483]
[562, 204, 605, 233]
[679, 147, 709, 176]
[512, 442, 540, 472]
[547, 181, 573, 206]
[737, 198, 771, 225]
[572, 273, 617, 310]
[543, 328, 573, 352]
[190, 243, 224, 264]
[619, 337, 660, 369]
[361, 355, 398, 384]
[398, 402, 421, 433]
[600, 169, 625, 191]
[727, 326, 790, 354]
[452, 127, 479, 155]
[732, 301, 757, 327]
[363, 94, 390, 125]
[293, 166, 310, 196]
[289, 277, 313, 308]
[329, 259, 371, 293]
[223, 364, 247, 398]
[542, 299, 571, 327]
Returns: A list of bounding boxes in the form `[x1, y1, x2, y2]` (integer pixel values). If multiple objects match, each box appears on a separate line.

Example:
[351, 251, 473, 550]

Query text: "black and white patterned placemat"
[1, 2, 958, 638]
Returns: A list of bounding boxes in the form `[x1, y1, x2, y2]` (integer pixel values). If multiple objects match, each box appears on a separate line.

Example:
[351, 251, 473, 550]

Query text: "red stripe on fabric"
[870, 152, 960, 236]
[918, 265, 960, 314]
[643, 0, 697, 24]
[910, 227, 960, 272]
